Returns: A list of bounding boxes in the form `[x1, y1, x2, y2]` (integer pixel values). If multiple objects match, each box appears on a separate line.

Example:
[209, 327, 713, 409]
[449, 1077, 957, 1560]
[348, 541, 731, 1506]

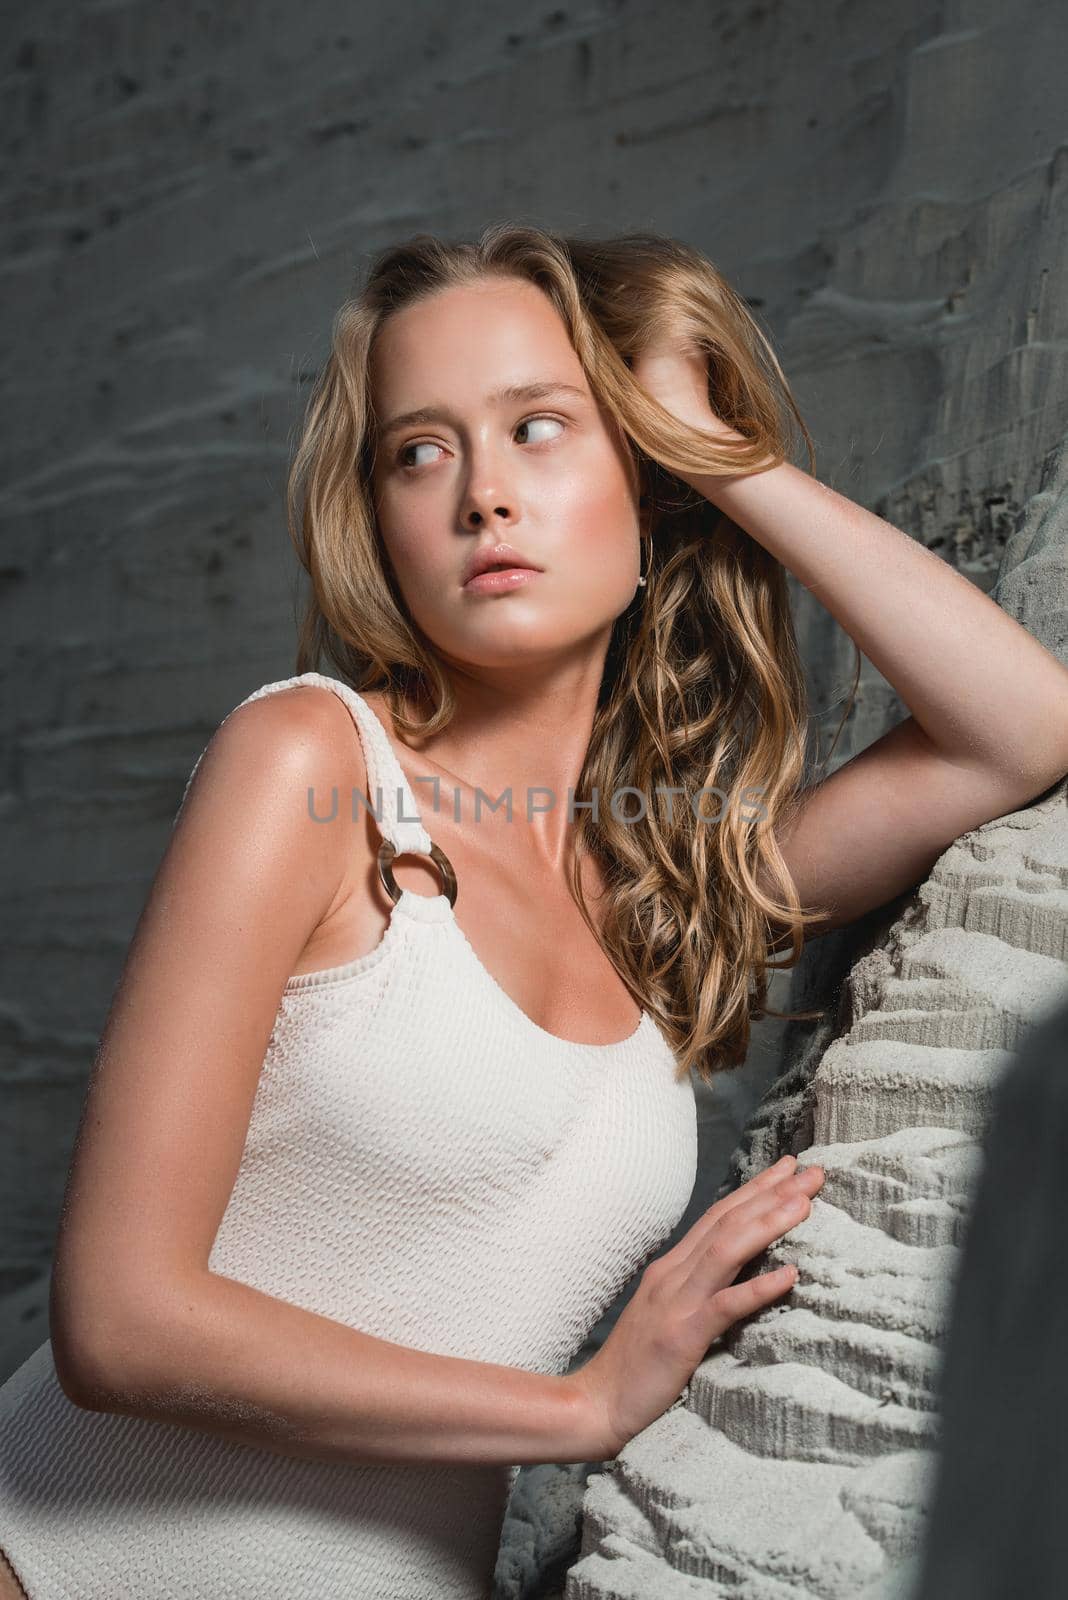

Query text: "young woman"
[1, 225, 1065, 1599]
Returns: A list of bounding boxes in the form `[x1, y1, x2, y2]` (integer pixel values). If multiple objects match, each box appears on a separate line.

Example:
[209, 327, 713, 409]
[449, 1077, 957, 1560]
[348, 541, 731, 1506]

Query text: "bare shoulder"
[200, 681, 370, 795]
[186, 681, 372, 878]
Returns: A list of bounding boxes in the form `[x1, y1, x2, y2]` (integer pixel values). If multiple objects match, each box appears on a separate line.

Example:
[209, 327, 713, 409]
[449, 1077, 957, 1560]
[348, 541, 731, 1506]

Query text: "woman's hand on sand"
[569, 1154, 825, 1457]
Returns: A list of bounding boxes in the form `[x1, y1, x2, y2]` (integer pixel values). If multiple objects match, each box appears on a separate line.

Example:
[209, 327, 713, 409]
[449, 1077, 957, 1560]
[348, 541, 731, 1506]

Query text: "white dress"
[0, 672, 698, 1599]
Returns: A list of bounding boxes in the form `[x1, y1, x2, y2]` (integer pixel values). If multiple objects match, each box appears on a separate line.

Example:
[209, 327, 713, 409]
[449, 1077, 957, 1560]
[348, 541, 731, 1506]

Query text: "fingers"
[713, 1262, 799, 1327]
[706, 1154, 799, 1226]
[706, 1167, 823, 1272]
[673, 1160, 824, 1272]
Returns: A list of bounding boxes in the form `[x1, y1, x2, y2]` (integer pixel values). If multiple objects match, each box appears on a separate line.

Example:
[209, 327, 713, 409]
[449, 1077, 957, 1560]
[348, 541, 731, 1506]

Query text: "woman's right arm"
[48, 686, 605, 1469]
[49, 685, 824, 1470]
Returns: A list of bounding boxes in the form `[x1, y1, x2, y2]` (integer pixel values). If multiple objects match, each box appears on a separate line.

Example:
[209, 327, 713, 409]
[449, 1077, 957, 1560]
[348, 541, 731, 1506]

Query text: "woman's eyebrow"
[378, 381, 589, 440]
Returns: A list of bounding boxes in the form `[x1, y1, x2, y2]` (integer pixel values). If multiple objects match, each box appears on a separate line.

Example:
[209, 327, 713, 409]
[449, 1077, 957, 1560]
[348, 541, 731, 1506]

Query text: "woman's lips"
[461, 567, 543, 594]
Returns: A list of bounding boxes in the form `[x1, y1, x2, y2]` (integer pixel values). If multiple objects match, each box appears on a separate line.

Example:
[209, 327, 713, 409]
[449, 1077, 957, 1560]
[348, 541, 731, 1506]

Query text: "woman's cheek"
[574, 488, 641, 594]
[380, 515, 441, 594]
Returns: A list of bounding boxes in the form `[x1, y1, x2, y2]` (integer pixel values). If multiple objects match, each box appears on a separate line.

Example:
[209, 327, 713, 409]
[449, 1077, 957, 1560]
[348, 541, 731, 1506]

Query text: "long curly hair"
[285, 223, 858, 1088]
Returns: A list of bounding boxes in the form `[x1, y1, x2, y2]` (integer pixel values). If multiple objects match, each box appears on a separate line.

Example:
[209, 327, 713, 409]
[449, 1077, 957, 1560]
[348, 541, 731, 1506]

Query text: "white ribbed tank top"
[0, 672, 698, 1600]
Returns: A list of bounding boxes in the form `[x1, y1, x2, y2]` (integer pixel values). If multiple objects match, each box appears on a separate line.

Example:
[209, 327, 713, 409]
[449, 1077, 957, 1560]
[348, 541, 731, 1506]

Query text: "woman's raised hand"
[568, 1154, 825, 1457]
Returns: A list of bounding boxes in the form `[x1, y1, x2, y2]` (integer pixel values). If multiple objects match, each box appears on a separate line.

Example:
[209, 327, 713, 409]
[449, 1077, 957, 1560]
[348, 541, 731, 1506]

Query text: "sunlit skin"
[366, 277, 644, 878]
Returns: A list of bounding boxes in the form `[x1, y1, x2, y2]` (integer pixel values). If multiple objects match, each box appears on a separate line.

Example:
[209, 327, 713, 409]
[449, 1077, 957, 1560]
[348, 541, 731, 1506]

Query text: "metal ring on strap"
[377, 838, 458, 907]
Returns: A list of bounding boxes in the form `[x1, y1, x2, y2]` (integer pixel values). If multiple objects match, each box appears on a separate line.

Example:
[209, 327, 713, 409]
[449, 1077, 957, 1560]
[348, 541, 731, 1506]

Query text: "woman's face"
[367, 276, 643, 674]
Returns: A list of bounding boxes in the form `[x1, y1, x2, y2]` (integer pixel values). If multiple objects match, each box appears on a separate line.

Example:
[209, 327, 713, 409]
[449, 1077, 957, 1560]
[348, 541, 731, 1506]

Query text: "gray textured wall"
[3, 1, 1066, 1595]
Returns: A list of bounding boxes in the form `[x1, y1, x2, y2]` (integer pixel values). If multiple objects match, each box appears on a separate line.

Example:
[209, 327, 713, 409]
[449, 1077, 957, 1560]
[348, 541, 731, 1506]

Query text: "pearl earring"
[637, 515, 650, 587]
[637, 534, 650, 587]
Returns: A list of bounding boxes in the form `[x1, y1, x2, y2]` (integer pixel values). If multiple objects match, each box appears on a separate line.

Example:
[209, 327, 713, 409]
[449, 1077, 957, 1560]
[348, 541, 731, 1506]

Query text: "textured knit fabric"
[0, 671, 698, 1600]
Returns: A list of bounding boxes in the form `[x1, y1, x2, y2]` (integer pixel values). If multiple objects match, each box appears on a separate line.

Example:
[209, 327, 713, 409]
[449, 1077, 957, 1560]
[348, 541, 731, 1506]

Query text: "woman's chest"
[301, 816, 643, 1048]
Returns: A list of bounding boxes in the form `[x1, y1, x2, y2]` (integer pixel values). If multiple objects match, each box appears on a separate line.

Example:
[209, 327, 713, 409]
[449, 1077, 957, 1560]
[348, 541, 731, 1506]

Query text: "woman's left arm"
[634, 344, 1068, 936]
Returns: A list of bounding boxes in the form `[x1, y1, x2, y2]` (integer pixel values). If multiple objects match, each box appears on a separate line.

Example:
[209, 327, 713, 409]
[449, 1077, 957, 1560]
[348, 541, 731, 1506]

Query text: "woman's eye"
[396, 415, 564, 470]
[514, 415, 564, 445]
[397, 440, 441, 470]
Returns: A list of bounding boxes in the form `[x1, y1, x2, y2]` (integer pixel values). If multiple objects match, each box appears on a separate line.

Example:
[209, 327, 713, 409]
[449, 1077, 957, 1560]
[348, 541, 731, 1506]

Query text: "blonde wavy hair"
[286, 223, 858, 1088]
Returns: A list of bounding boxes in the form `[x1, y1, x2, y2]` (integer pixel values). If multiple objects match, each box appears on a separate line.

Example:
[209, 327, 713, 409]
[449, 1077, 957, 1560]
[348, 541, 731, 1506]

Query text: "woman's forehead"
[371, 280, 579, 398]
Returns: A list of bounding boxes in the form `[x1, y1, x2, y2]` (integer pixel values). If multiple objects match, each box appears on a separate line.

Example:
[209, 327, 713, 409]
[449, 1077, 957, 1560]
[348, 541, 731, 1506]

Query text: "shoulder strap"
[297, 673, 433, 856]
[175, 672, 434, 857]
